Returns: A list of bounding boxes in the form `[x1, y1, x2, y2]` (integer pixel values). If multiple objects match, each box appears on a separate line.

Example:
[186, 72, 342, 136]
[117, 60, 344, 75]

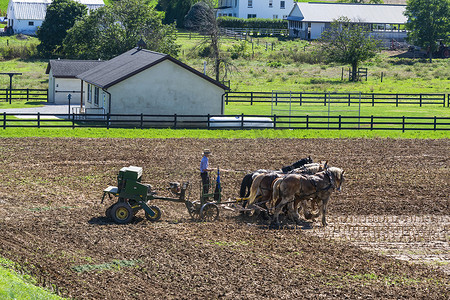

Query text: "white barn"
[77, 48, 229, 126]
[6, 0, 104, 35]
[46, 59, 103, 105]
[287, 2, 407, 40]
[217, 0, 295, 19]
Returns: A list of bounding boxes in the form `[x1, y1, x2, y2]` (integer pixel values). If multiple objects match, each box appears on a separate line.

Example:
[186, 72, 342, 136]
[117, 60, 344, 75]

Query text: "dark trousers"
[201, 172, 209, 195]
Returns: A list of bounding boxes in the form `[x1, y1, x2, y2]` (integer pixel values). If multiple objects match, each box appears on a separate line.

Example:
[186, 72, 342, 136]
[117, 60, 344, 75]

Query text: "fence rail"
[1, 112, 449, 131]
[224, 91, 449, 107]
[0, 88, 48, 102]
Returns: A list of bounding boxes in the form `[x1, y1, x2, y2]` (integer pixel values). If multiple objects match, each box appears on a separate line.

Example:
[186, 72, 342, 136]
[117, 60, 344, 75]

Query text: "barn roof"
[287, 2, 407, 24]
[77, 48, 229, 90]
[46, 59, 104, 78]
[7, 0, 104, 20]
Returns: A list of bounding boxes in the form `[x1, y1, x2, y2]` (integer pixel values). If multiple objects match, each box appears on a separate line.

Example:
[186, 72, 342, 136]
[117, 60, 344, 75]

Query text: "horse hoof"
[269, 221, 281, 230]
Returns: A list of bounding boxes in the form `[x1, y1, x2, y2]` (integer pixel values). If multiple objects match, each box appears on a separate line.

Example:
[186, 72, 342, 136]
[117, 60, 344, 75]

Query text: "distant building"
[287, 2, 407, 41]
[217, 0, 295, 20]
[6, 0, 104, 35]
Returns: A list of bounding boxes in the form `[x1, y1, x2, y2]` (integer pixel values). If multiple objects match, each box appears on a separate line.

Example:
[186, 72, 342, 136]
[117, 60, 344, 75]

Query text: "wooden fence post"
[396, 94, 399, 107]
[306, 115, 309, 129]
[348, 93, 351, 106]
[173, 114, 177, 129]
[207, 114, 210, 129]
[299, 92, 302, 106]
[419, 94, 422, 107]
[372, 94, 375, 106]
[370, 115, 373, 130]
[273, 114, 277, 129]
[72, 113, 75, 129]
[250, 92, 253, 105]
[339, 115, 341, 129]
[3, 112, 5, 129]
[402, 116, 405, 132]
[241, 113, 244, 129]
[26, 88, 29, 102]
[140, 113, 144, 129]
[37, 112, 40, 128]
[106, 113, 110, 129]
[434, 116, 437, 130]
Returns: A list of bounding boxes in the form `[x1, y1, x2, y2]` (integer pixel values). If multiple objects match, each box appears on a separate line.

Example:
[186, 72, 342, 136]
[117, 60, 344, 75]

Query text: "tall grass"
[0, 36, 39, 60]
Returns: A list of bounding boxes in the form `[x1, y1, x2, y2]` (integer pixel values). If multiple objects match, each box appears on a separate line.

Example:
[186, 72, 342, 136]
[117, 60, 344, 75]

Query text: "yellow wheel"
[145, 205, 161, 222]
[111, 202, 133, 224]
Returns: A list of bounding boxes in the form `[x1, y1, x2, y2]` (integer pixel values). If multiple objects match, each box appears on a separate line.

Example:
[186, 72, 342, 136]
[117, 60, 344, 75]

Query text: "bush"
[218, 17, 288, 29]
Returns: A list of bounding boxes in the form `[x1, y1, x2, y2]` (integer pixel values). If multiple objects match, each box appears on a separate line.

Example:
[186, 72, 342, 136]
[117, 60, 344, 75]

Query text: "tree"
[37, 0, 87, 57]
[404, 0, 450, 62]
[185, 1, 226, 81]
[156, 0, 197, 27]
[319, 17, 380, 81]
[63, 0, 179, 60]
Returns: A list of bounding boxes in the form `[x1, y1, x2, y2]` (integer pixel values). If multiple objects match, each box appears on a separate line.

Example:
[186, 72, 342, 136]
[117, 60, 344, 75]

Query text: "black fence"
[224, 91, 449, 107]
[0, 88, 48, 102]
[1, 113, 449, 132]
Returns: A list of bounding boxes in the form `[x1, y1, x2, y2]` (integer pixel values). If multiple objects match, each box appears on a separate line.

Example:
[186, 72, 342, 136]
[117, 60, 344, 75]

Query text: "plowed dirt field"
[0, 137, 448, 299]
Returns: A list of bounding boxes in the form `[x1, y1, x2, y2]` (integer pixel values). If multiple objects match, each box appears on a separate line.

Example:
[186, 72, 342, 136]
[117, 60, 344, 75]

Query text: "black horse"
[280, 156, 313, 173]
[239, 156, 313, 198]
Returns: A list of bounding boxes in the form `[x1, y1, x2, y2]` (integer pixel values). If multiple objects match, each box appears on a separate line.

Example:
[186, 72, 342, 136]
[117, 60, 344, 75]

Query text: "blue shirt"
[200, 156, 209, 173]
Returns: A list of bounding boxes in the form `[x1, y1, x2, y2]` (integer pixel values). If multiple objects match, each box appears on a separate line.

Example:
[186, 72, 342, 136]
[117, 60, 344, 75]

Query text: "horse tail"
[239, 173, 253, 198]
[270, 178, 283, 211]
[247, 173, 265, 207]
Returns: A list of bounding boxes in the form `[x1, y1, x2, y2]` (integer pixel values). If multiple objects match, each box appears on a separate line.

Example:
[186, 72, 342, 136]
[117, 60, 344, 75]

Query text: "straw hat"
[202, 149, 211, 155]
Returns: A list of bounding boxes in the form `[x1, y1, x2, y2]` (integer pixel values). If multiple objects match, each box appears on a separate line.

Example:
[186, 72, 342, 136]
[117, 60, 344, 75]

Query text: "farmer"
[200, 149, 213, 195]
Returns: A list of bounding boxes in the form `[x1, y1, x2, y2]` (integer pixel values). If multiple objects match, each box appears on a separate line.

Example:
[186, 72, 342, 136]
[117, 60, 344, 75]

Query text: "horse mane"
[327, 167, 344, 180]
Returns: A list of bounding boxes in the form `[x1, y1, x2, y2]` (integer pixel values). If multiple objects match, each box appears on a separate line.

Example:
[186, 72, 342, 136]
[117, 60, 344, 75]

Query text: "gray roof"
[46, 59, 104, 78]
[77, 48, 229, 90]
[8, 0, 104, 20]
[287, 2, 407, 24]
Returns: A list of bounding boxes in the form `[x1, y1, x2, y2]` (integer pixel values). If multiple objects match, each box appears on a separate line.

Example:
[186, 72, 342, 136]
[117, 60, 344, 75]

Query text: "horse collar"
[325, 170, 336, 190]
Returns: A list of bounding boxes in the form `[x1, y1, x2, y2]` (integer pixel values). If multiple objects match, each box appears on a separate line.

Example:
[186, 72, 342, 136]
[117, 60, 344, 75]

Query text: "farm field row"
[0, 137, 448, 299]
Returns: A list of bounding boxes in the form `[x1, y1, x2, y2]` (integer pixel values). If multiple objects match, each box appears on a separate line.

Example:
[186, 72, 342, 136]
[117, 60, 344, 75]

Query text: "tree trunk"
[351, 62, 358, 82]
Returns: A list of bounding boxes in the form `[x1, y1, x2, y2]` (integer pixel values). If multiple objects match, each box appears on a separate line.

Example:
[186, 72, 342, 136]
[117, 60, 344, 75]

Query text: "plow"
[102, 166, 249, 224]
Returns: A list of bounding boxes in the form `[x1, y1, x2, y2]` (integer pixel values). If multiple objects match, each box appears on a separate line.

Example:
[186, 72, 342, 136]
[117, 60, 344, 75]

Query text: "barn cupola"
[137, 38, 147, 50]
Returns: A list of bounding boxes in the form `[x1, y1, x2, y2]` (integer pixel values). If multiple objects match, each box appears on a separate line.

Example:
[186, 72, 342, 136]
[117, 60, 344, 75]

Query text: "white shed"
[46, 59, 103, 104]
[77, 48, 229, 126]
[6, 0, 104, 35]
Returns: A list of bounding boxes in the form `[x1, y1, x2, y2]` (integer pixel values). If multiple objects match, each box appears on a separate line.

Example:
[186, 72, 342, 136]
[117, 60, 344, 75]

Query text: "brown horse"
[269, 162, 327, 219]
[271, 167, 345, 227]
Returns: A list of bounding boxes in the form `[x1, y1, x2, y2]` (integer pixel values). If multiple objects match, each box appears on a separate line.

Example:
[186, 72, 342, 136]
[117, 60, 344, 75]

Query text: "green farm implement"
[101, 166, 230, 224]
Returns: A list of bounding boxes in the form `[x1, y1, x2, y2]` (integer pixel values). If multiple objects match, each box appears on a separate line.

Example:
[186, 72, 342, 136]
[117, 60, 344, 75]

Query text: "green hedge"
[218, 17, 288, 29]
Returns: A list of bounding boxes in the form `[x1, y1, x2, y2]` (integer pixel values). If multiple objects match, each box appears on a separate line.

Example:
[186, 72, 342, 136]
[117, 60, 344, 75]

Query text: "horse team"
[239, 157, 345, 228]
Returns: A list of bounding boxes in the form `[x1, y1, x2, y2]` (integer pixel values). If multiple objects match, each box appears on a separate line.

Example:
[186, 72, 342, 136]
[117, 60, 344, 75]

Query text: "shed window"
[247, 14, 256, 19]
[28, 21, 34, 26]
[248, 0, 252, 8]
[87, 84, 92, 103]
[269, 0, 273, 8]
[280, 1, 285, 9]
[94, 87, 99, 106]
